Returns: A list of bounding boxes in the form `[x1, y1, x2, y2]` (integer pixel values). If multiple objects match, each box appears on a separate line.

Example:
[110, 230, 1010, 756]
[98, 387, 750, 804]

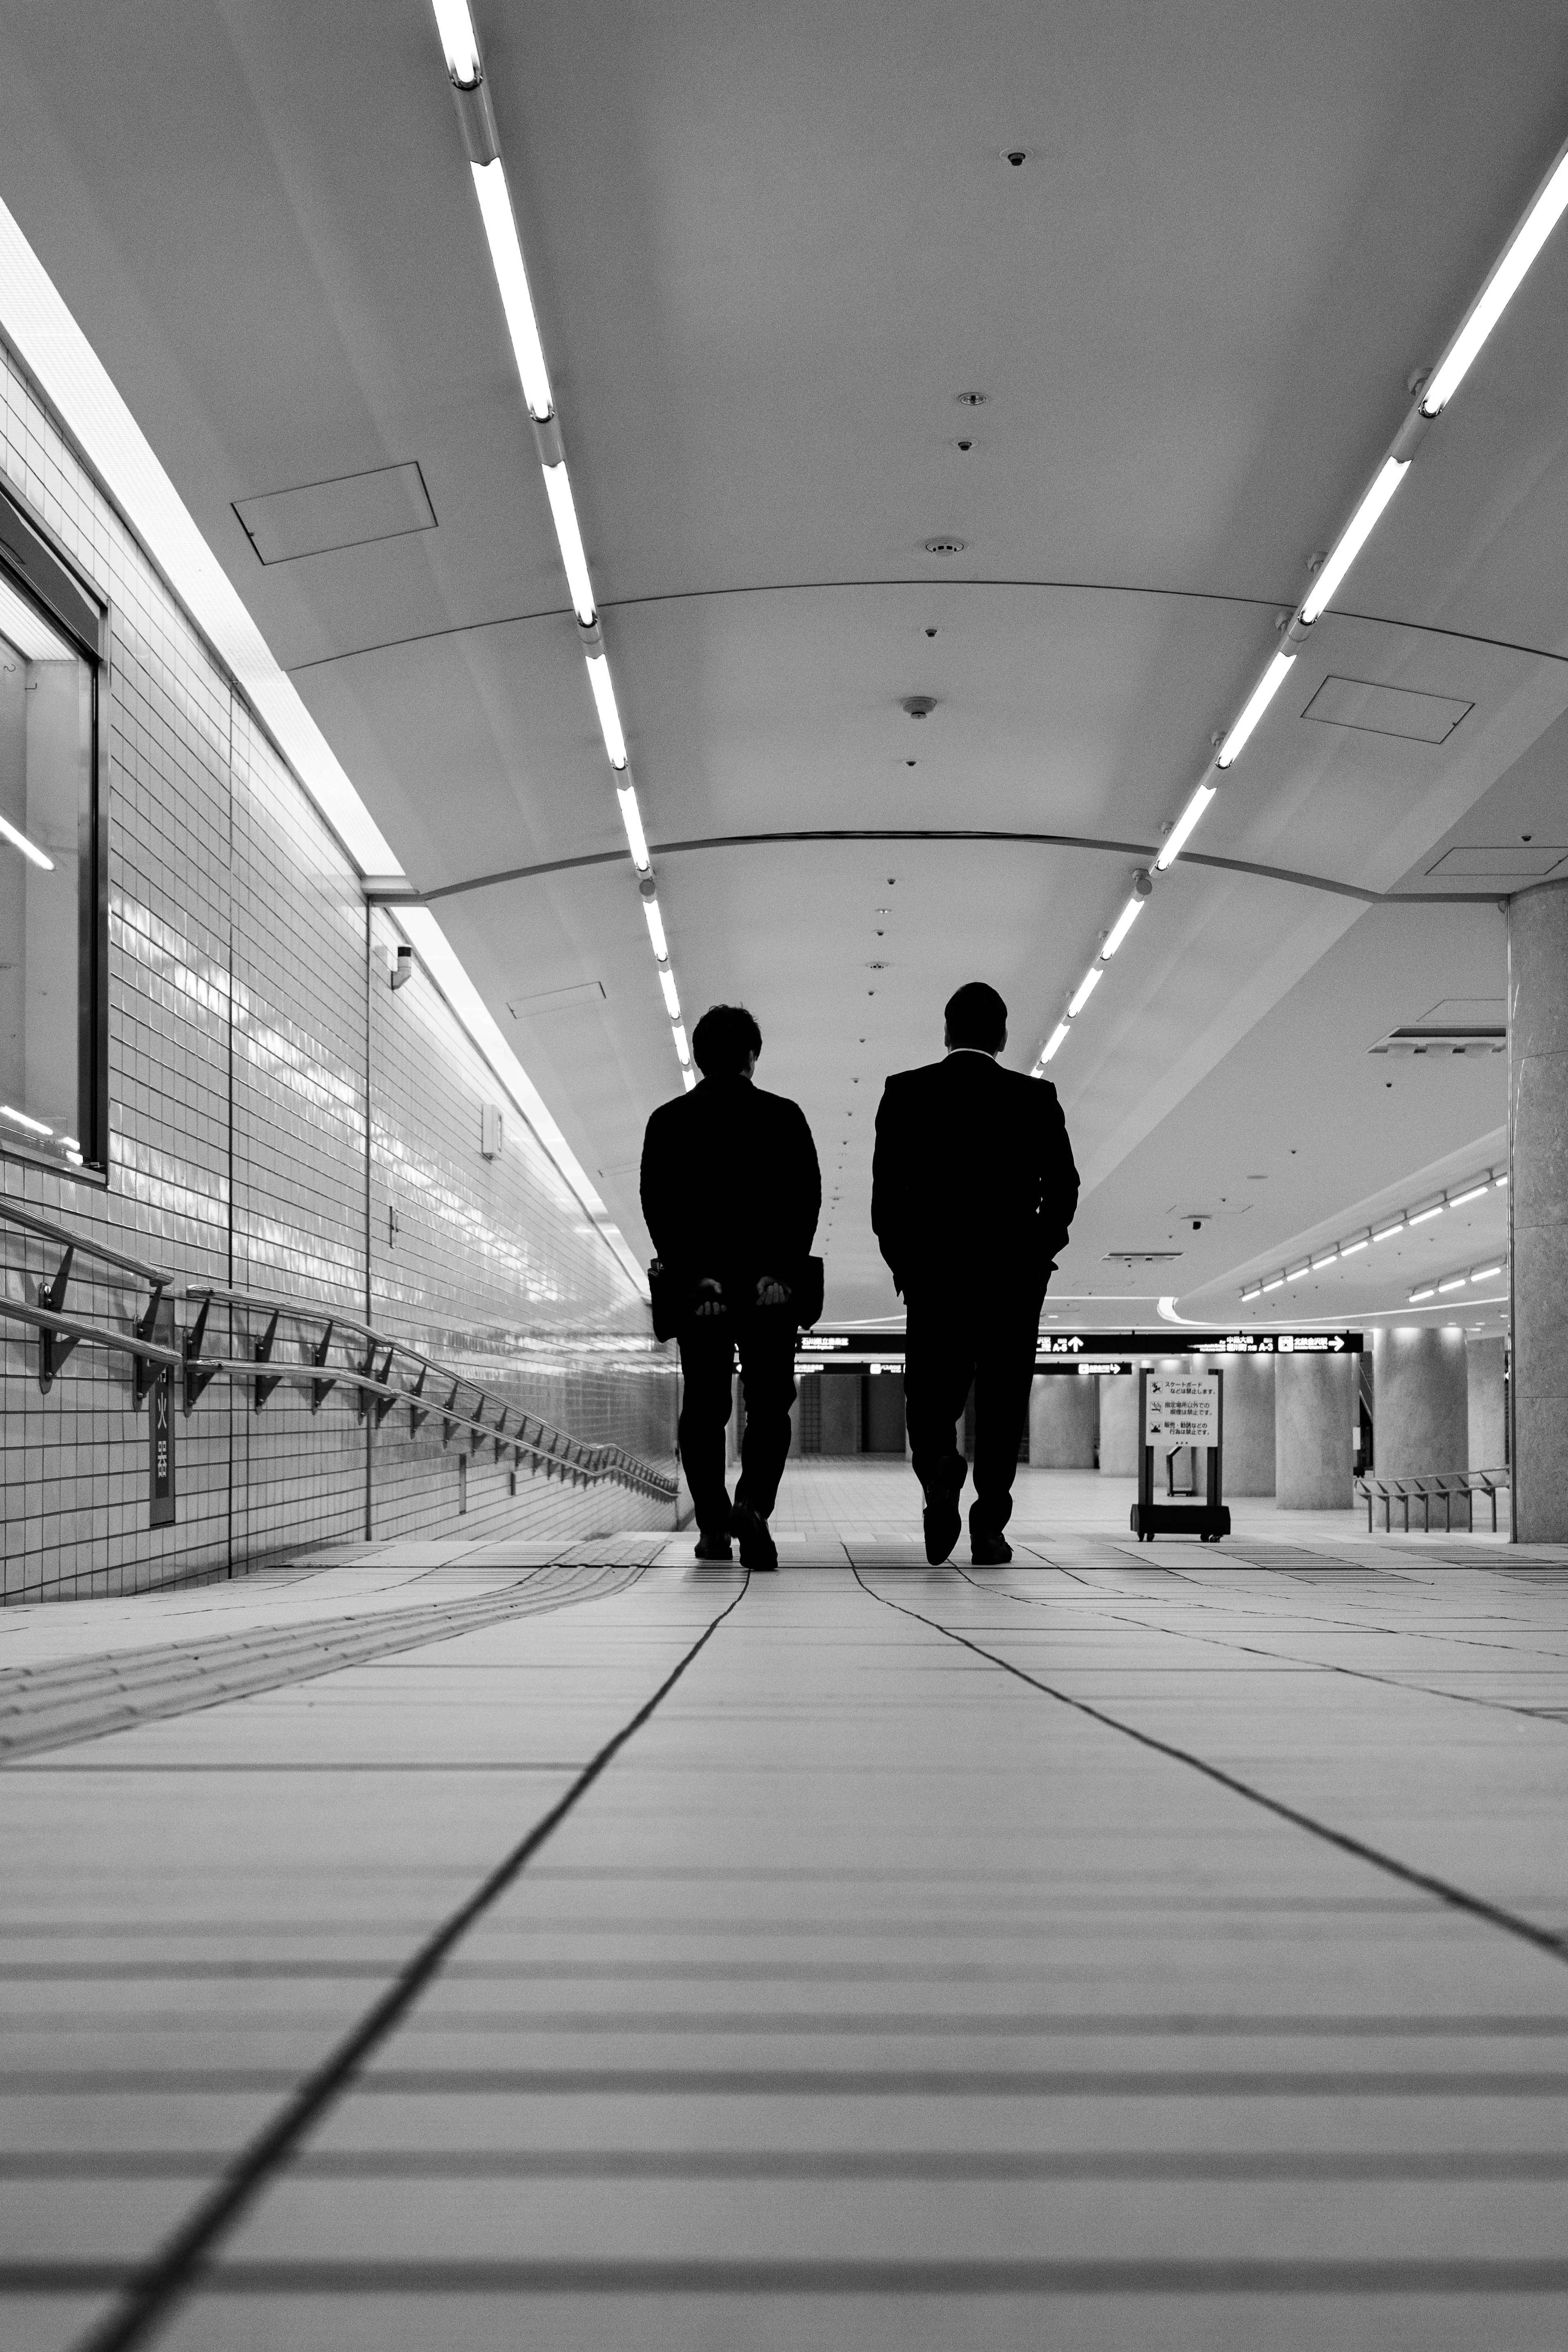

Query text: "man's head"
[943, 981, 1007, 1056]
[692, 1003, 763, 1079]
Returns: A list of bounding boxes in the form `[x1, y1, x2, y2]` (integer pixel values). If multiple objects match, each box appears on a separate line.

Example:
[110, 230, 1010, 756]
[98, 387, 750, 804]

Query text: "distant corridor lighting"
[542, 463, 597, 626]
[585, 652, 627, 767]
[430, 0, 481, 83]
[1372, 1220, 1405, 1243]
[1155, 782, 1215, 871]
[1100, 893, 1145, 958]
[1311, 1251, 1338, 1269]
[1407, 1203, 1444, 1226]
[617, 784, 651, 872]
[1421, 142, 1568, 415]
[1039, 1019, 1070, 1067]
[1471, 1264, 1503, 1282]
[1449, 1182, 1490, 1207]
[1216, 650, 1296, 767]
[470, 160, 555, 421]
[1437, 1276, 1466, 1294]
[1410, 1286, 1437, 1303]
[1262, 1276, 1285, 1293]
[642, 894, 669, 963]
[0, 1105, 52, 1136]
[1339, 1237, 1368, 1256]
[1298, 459, 1410, 626]
[0, 813, 53, 871]
[1067, 965, 1103, 1018]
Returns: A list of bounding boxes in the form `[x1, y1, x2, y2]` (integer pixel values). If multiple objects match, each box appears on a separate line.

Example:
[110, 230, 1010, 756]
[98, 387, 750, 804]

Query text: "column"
[1275, 1353, 1356, 1509]
[1467, 1336, 1507, 1472]
[1221, 1357, 1276, 1496]
[1027, 1373, 1098, 1467]
[864, 1370, 908, 1455]
[1097, 1373, 1140, 1476]
[819, 1373, 863, 1456]
[1372, 1327, 1468, 1479]
[1509, 878, 1568, 1539]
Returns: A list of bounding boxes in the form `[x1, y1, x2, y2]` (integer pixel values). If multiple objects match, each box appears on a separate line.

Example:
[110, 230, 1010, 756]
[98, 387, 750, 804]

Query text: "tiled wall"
[0, 339, 675, 1603]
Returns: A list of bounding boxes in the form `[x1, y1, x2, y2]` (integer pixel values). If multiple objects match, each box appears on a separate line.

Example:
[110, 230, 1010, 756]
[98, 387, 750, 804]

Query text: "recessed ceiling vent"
[234, 461, 436, 564]
[1425, 844, 1568, 879]
[923, 537, 966, 555]
[1370, 1024, 1505, 1056]
[1104, 1250, 1182, 1265]
[1303, 674, 1472, 744]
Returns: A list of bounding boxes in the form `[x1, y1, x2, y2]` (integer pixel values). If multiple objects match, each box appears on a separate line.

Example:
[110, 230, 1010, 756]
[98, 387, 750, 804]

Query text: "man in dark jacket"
[641, 1004, 821, 1569]
[872, 981, 1078, 1565]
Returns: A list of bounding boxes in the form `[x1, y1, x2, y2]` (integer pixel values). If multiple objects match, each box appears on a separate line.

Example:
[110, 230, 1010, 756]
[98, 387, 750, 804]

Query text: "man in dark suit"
[872, 981, 1079, 1565]
[641, 1004, 821, 1570]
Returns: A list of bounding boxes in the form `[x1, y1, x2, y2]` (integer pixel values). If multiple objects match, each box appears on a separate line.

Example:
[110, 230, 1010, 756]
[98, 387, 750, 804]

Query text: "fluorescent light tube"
[1408, 1203, 1443, 1225]
[1039, 1020, 1070, 1065]
[1067, 965, 1102, 1018]
[1241, 1285, 1263, 1302]
[1410, 1286, 1436, 1303]
[1470, 1264, 1502, 1282]
[1299, 458, 1409, 625]
[1423, 147, 1568, 414]
[1339, 1237, 1369, 1256]
[1372, 1220, 1405, 1243]
[0, 1104, 52, 1135]
[1437, 1275, 1466, 1293]
[617, 784, 651, 872]
[1496, 1173, 1509, 1187]
[431, 0, 481, 82]
[1262, 1276, 1285, 1293]
[672, 1023, 691, 1068]
[1156, 782, 1216, 871]
[585, 651, 626, 766]
[1216, 649, 1296, 767]
[1448, 1182, 1489, 1207]
[658, 967, 680, 1019]
[682, 1066, 697, 1092]
[542, 463, 596, 626]
[1287, 1263, 1310, 1282]
[471, 159, 554, 421]
[642, 894, 669, 962]
[0, 813, 54, 871]
[1100, 893, 1145, 958]
[1311, 1251, 1338, 1270]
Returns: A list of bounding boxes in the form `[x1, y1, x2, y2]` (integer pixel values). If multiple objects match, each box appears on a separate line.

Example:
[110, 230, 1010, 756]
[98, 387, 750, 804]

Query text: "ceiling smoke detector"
[902, 695, 937, 718]
[923, 537, 966, 556]
[954, 391, 988, 406]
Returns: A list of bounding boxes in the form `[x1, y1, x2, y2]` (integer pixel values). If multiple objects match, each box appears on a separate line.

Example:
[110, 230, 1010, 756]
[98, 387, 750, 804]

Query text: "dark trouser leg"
[734, 1307, 797, 1520]
[677, 1321, 736, 1533]
[970, 1296, 1045, 1537]
[904, 1289, 977, 1499]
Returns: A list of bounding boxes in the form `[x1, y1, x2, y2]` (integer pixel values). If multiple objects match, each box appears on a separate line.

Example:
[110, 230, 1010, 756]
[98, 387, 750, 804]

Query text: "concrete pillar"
[1275, 1353, 1356, 1508]
[819, 1373, 862, 1457]
[1028, 1374, 1097, 1466]
[865, 1371, 907, 1455]
[1509, 878, 1568, 1539]
[1372, 1327, 1468, 1479]
[1467, 1336, 1507, 1472]
[1221, 1357, 1276, 1496]
[1098, 1374, 1140, 1475]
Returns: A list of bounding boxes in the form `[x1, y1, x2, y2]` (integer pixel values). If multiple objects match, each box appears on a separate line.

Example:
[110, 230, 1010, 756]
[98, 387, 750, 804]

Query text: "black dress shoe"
[693, 1531, 733, 1562]
[922, 1482, 963, 1565]
[970, 1532, 1013, 1566]
[731, 1500, 778, 1570]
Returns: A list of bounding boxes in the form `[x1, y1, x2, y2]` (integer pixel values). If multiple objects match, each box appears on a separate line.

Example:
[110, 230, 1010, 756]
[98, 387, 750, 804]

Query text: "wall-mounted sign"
[148, 1299, 176, 1526]
[801, 1330, 1363, 1360]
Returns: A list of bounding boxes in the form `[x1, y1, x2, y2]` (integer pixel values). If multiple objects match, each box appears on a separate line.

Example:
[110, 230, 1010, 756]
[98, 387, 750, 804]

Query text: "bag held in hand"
[649, 1255, 824, 1342]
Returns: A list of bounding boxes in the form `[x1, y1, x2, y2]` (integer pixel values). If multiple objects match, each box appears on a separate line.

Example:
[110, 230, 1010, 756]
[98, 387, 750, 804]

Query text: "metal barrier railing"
[1356, 1467, 1509, 1535]
[0, 1197, 675, 1503]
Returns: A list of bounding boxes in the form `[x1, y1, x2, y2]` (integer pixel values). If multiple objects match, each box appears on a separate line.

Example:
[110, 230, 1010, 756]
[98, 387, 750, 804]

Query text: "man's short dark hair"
[944, 981, 1007, 1052]
[692, 1003, 763, 1078]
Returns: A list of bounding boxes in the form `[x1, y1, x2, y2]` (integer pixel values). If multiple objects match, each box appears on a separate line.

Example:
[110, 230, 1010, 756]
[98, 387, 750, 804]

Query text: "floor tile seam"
[849, 1567, 1568, 1973]
[64, 1571, 754, 2352]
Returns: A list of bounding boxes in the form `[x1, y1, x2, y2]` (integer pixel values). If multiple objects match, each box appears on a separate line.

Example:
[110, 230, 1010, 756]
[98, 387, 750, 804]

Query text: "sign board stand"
[1131, 1367, 1230, 1543]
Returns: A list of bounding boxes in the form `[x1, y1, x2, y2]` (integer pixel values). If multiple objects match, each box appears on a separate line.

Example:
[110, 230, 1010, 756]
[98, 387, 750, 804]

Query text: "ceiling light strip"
[1241, 1170, 1504, 1301]
[436, 6, 688, 1087]
[1036, 125, 1568, 1073]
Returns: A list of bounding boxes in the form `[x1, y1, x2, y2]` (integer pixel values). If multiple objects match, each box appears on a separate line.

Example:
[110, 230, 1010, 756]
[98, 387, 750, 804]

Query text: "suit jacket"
[641, 1075, 821, 1291]
[871, 1050, 1078, 1296]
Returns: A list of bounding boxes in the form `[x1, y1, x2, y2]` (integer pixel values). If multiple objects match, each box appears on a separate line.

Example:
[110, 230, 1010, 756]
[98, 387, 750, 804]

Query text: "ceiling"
[3, 0, 1567, 1329]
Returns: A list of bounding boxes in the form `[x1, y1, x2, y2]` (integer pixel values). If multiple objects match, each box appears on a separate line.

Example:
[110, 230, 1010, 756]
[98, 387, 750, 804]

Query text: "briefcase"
[649, 1256, 824, 1341]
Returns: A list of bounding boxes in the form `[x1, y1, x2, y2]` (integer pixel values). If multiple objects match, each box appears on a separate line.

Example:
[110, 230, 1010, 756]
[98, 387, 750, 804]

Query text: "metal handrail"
[1, 1199, 675, 1502]
[1356, 1467, 1510, 1535]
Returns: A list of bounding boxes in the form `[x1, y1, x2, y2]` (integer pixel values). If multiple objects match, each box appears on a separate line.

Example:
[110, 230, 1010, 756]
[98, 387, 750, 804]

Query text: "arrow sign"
[1330, 1335, 1344, 1350]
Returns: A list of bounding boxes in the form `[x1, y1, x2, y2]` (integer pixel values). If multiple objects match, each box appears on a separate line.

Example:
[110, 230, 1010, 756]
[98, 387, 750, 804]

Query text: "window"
[0, 484, 108, 1179]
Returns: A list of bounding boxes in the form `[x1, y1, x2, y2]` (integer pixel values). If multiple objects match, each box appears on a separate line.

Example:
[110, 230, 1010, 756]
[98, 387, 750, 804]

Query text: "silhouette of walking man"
[872, 982, 1078, 1564]
[641, 1005, 821, 1569]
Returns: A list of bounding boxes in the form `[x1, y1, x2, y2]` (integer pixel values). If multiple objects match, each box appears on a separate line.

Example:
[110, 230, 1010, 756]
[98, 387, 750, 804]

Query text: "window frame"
[0, 477, 111, 1186]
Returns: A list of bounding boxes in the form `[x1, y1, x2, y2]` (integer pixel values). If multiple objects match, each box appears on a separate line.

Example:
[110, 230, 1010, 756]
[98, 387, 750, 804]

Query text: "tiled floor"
[4, 1463, 1568, 2350]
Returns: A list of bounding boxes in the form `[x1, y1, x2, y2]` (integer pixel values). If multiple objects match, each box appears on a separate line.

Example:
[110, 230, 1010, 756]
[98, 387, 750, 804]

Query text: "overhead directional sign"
[801, 1330, 1363, 1361]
